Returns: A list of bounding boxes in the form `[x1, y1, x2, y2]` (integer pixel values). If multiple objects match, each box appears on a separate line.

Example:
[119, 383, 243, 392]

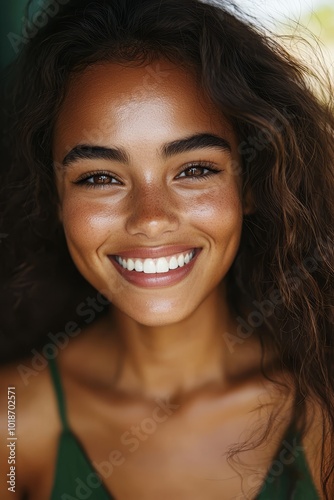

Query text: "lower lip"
[108, 249, 201, 288]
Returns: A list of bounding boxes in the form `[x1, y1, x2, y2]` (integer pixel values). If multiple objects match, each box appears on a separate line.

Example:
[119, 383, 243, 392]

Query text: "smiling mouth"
[112, 249, 196, 274]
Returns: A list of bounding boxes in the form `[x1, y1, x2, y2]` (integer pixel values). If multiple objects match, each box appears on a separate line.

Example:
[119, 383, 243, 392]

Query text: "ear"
[242, 184, 256, 215]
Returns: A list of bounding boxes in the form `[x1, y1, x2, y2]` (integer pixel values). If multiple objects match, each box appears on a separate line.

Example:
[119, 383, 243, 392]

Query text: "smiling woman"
[53, 62, 246, 324]
[0, 1, 333, 499]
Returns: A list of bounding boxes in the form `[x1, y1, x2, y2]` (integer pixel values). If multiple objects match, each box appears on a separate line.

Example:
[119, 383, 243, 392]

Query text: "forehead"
[53, 59, 235, 154]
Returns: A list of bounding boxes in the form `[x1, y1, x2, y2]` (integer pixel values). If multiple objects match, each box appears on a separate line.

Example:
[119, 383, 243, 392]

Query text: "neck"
[108, 285, 242, 400]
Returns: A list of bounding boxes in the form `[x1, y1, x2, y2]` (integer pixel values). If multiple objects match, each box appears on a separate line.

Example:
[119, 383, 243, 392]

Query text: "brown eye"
[184, 167, 205, 177]
[91, 174, 112, 184]
[176, 163, 221, 181]
[73, 171, 122, 188]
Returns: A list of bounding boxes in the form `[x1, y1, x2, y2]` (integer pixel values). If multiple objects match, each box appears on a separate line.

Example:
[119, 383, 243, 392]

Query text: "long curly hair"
[1, 0, 333, 497]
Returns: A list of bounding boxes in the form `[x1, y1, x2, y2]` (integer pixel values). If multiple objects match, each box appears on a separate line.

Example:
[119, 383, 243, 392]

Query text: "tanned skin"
[0, 60, 324, 500]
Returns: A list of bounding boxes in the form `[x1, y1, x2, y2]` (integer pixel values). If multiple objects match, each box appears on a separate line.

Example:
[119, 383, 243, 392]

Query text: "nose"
[125, 183, 180, 239]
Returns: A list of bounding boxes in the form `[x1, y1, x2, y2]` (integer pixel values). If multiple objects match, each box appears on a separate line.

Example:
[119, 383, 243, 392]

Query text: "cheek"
[61, 195, 120, 255]
[186, 184, 243, 243]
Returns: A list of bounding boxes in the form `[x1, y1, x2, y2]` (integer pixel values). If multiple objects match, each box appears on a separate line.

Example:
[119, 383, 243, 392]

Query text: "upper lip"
[109, 245, 199, 260]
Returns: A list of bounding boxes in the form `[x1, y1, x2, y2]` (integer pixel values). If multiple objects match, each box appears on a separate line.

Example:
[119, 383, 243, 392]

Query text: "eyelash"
[72, 162, 222, 189]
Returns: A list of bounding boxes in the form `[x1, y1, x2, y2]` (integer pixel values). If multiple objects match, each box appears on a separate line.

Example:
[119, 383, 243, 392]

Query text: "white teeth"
[127, 258, 135, 271]
[134, 259, 144, 272]
[169, 256, 178, 270]
[156, 257, 169, 273]
[143, 259, 156, 274]
[115, 250, 196, 274]
[177, 254, 185, 267]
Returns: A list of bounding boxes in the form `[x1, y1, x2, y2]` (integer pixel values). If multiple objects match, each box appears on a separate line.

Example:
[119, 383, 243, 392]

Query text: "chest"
[60, 392, 287, 500]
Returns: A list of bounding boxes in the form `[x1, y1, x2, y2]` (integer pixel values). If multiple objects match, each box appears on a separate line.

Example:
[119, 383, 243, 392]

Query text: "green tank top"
[48, 358, 320, 499]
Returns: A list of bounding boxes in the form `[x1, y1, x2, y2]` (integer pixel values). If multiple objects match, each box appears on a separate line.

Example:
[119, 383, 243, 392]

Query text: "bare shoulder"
[252, 368, 329, 500]
[302, 396, 329, 500]
[0, 357, 61, 499]
[0, 316, 113, 500]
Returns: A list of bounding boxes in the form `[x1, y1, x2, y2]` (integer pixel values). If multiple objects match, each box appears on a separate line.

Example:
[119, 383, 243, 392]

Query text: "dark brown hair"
[1, 0, 333, 496]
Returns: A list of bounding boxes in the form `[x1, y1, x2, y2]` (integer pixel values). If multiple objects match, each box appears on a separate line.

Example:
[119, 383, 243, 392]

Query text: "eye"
[85, 174, 116, 185]
[72, 171, 122, 188]
[176, 163, 221, 180]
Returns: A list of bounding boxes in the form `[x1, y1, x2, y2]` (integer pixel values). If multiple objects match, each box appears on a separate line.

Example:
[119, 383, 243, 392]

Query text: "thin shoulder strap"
[49, 357, 70, 432]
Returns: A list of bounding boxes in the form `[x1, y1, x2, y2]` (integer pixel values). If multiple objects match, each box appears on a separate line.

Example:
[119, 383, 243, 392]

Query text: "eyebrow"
[62, 144, 127, 167]
[60, 133, 231, 167]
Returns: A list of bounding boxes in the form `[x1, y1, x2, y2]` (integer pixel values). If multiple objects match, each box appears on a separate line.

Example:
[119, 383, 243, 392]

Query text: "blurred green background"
[1, 0, 333, 70]
[1, 1, 34, 68]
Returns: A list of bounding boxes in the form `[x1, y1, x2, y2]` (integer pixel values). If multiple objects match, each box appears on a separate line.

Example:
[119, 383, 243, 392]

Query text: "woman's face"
[53, 60, 250, 326]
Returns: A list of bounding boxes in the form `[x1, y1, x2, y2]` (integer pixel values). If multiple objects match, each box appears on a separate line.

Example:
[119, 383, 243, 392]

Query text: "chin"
[116, 298, 196, 327]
